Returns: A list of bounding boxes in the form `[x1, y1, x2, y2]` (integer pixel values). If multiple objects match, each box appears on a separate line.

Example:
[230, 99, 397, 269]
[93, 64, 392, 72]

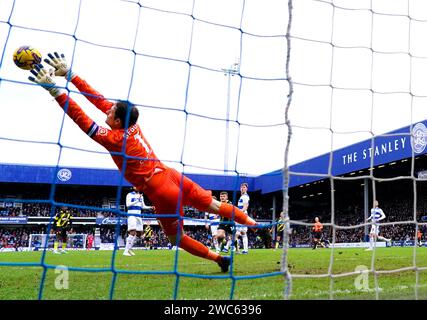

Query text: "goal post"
[28, 233, 87, 251]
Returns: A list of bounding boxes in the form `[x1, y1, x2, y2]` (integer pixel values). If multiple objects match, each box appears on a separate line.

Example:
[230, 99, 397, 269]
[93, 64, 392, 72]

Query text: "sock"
[219, 238, 225, 250]
[369, 236, 374, 249]
[234, 239, 239, 251]
[125, 235, 135, 252]
[54, 241, 59, 251]
[224, 239, 231, 250]
[62, 242, 67, 250]
[378, 236, 389, 242]
[213, 238, 220, 251]
[275, 241, 279, 249]
[242, 234, 248, 252]
[130, 236, 137, 250]
[179, 235, 221, 263]
[218, 203, 256, 226]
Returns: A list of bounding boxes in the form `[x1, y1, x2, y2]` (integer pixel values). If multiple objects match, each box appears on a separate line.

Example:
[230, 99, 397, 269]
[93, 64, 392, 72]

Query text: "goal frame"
[28, 233, 87, 250]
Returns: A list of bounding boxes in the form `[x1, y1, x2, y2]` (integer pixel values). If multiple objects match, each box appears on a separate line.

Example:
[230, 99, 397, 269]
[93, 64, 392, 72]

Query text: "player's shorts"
[235, 224, 248, 234]
[217, 223, 233, 234]
[370, 225, 379, 235]
[52, 226, 68, 238]
[128, 216, 144, 232]
[143, 168, 212, 236]
[313, 231, 322, 240]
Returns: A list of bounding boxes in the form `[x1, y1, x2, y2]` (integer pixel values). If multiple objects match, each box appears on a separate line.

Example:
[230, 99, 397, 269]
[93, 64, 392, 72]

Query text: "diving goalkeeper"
[28, 53, 270, 272]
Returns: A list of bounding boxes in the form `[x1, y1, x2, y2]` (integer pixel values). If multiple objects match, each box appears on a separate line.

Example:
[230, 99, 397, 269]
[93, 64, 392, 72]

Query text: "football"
[13, 46, 42, 70]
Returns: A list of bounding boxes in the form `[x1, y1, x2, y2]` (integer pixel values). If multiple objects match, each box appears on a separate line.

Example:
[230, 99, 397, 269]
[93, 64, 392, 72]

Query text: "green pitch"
[0, 247, 426, 300]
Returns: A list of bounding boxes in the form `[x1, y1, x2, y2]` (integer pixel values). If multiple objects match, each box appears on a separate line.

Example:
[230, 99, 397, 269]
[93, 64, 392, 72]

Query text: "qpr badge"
[411, 122, 427, 154]
[57, 168, 72, 182]
[97, 127, 108, 136]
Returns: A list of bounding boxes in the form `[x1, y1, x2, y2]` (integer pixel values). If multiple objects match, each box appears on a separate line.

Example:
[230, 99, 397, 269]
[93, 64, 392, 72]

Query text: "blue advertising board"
[0, 216, 28, 224]
[95, 217, 128, 225]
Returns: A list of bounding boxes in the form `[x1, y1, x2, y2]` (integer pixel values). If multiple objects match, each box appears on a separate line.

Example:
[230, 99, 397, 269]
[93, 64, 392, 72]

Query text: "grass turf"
[0, 247, 426, 300]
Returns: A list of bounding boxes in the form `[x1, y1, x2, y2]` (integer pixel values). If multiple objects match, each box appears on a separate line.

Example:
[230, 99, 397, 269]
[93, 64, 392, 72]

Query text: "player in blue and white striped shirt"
[205, 210, 221, 253]
[365, 200, 391, 251]
[124, 187, 154, 256]
[235, 183, 250, 254]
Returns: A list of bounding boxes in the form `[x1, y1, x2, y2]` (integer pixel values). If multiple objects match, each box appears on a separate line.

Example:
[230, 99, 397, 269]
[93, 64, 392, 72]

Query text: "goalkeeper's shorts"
[145, 167, 212, 236]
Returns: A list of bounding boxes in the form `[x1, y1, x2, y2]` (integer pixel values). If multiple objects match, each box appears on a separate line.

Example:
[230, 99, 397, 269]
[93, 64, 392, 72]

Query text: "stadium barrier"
[0, 216, 272, 226]
[6, 242, 412, 252]
[388, 240, 427, 247]
[330, 242, 386, 248]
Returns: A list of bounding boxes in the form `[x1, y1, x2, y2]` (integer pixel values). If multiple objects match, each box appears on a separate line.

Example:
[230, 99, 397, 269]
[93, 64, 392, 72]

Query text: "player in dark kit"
[216, 192, 234, 253]
[273, 212, 285, 250]
[142, 222, 154, 249]
[52, 207, 72, 254]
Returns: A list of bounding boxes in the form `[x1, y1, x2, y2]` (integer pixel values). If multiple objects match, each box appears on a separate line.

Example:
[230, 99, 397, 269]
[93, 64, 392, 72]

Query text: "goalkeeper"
[52, 207, 72, 254]
[28, 54, 270, 272]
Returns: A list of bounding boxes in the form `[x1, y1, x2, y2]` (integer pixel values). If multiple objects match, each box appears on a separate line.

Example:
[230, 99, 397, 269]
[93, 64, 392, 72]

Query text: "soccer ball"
[13, 46, 42, 70]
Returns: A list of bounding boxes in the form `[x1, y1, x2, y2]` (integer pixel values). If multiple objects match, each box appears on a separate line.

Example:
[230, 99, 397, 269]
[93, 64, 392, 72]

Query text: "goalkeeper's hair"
[115, 100, 139, 128]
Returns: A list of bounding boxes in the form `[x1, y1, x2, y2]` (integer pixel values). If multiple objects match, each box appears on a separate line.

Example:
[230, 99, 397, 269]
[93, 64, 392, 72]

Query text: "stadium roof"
[1, 120, 427, 194]
[258, 119, 427, 193]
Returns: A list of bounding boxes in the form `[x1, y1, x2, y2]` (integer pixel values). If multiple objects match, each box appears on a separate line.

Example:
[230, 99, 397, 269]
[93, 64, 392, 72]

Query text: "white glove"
[44, 52, 76, 80]
[28, 64, 63, 97]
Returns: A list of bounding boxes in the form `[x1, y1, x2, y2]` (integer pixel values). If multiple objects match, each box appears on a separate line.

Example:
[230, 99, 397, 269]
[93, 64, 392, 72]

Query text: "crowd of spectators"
[1, 191, 427, 250]
[286, 199, 427, 245]
[0, 227, 44, 249]
[0, 202, 208, 219]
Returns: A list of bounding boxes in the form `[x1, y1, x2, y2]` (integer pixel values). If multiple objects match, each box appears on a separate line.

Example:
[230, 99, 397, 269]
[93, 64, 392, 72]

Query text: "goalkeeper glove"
[44, 52, 76, 80]
[28, 64, 63, 97]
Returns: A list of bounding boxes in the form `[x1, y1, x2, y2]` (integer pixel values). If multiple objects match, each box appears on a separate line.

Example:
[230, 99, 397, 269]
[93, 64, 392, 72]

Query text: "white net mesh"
[282, 0, 427, 300]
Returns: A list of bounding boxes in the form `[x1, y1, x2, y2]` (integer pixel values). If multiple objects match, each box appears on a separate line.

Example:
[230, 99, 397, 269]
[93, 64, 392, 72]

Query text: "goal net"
[279, 0, 427, 300]
[28, 233, 87, 251]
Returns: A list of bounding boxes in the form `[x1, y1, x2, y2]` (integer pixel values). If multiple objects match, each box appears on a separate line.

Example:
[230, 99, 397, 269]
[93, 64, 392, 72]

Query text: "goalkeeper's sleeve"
[55, 93, 122, 153]
[71, 75, 114, 114]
